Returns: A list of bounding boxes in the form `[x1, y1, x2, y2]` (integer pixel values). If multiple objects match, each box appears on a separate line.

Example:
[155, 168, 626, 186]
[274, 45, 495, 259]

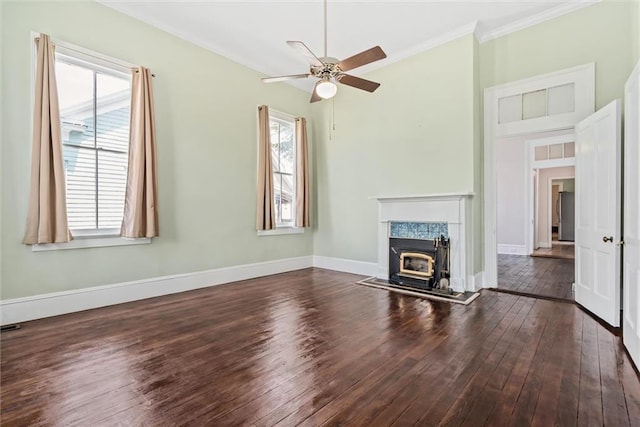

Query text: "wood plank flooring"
[2, 268, 638, 426]
[531, 243, 575, 260]
[498, 254, 575, 301]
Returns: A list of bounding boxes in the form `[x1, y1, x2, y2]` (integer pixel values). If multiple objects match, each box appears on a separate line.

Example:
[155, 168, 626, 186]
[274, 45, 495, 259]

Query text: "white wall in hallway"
[496, 135, 527, 250]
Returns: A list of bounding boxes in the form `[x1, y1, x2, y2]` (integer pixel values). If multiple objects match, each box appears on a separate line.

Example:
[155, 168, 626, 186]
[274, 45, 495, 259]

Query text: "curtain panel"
[295, 117, 310, 228]
[23, 34, 71, 245]
[256, 105, 276, 230]
[120, 67, 159, 238]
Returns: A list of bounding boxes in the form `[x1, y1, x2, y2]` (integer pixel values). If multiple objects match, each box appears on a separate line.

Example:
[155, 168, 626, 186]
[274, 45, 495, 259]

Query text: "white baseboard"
[538, 241, 552, 249]
[0, 256, 313, 325]
[3, 254, 443, 325]
[497, 244, 527, 255]
[471, 271, 485, 291]
[312, 255, 378, 277]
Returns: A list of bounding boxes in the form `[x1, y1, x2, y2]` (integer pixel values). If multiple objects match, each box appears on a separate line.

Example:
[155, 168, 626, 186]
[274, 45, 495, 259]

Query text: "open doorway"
[495, 130, 575, 301]
[483, 64, 595, 300]
[531, 175, 575, 259]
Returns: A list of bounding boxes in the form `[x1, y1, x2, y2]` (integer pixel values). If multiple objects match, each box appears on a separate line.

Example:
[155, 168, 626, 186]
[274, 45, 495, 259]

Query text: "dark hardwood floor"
[2, 268, 638, 426]
[498, 254, 575, 301]
[531, 243, 575, 260]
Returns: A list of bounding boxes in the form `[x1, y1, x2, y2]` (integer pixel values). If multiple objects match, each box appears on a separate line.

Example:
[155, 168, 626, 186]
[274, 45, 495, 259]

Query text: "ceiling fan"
[261, 0, 387, 103]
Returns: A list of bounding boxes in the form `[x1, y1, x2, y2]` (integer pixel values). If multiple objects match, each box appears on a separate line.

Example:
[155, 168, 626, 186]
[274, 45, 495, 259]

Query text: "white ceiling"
[98, 0, 597, 93]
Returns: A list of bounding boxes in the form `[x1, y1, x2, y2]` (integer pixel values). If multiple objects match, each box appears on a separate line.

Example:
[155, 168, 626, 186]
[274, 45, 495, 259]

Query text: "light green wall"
[633, 0, 640, 65]
[312, 35, 477, 262]
[0, 0, 4, 293]
[312, 0, 636, 274]
[480, 0, 637, 110]
[0, 1, 313, 299]
[472, 36, 483, 275]
[2, 0, 637, 300]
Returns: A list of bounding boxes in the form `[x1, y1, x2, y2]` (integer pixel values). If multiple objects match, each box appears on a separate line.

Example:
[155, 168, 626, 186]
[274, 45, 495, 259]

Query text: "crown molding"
[477, 0, 601, 43]
[98, 1, 312, 92]
[353, 21, 480, 76]
[361, 0, 602, 74]
[99, 0, 602, 93]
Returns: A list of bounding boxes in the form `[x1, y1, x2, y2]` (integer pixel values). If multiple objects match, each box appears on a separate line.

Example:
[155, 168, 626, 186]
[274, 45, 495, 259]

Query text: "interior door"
[532, 169, 539, 253]
[623, 60, 640, 368]
[574, 99, 621, 327]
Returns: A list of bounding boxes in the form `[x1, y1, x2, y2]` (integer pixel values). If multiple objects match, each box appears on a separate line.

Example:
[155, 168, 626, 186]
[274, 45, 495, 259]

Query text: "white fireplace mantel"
[372, 192, 475, 203]
[374, 192, 474, 292]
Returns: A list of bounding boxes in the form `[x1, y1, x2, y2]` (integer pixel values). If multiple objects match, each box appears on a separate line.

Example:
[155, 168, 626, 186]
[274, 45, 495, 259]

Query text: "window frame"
[257, 108, 304, 236]
[57, 51, 131, 235]
[30, 33, 150, 251]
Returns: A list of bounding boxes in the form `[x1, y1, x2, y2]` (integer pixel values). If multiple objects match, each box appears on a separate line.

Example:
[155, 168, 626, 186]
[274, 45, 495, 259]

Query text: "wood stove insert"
[389, 235, 450, 292]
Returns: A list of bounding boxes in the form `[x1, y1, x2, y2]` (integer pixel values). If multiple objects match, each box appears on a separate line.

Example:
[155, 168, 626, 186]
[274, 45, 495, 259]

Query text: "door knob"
[603, 236, 613, 243]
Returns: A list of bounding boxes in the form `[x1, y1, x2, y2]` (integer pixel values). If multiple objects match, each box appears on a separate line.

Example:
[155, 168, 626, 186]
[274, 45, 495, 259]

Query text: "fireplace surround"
[375, 193, 474, 292]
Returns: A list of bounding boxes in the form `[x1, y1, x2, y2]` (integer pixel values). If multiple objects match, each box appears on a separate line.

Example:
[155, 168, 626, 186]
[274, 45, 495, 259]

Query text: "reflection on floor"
[532, 231, 575, 260]
[531, 243, 575, 260]
[498, 254, 574, 301]
[2, 268, 638, 425]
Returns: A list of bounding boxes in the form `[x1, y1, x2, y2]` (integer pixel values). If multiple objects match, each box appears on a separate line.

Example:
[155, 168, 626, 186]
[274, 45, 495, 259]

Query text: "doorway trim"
[547, 175, 575, 248]
[484, 63, 595, 287]
[524, 133, 576, 255]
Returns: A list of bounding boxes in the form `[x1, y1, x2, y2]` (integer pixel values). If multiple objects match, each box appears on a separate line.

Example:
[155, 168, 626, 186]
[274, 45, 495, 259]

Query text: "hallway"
[498, 254, 574, 301]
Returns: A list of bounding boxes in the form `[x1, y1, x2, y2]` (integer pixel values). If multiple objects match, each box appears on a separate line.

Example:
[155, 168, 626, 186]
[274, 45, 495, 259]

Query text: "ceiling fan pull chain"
[333, 97, 336, 131]
[329, 97, 335, 141]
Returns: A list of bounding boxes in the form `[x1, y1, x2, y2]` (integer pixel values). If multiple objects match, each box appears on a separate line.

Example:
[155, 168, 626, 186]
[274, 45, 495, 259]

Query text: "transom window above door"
[499, 83, 575, 124]
[534, 142, 575, 161]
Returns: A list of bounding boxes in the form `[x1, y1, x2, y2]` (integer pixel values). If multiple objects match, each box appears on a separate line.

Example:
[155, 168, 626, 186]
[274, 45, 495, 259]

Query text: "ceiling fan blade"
[337, 74, 381, 93]
[310, 81, 322, 103]
[262, 74, 310, 83]
[287, 41, 324, 67]
[337, 46, 387, 72]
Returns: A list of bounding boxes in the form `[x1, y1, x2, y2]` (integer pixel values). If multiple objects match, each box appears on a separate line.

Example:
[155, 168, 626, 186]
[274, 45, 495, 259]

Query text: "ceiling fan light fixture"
[316, 79, 337, 99]
[261, 0, 386, 103]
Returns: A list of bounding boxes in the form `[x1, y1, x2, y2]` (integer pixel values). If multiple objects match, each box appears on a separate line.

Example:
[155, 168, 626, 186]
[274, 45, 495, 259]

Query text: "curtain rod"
[35, 35, 156, 77]
[268, 107, 298, 121]
[135, 70, 157, 78]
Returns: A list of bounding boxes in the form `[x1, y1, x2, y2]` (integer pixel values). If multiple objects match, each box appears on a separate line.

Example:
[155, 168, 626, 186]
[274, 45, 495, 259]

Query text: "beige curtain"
[121, 67, 159, 238]
[256, 105, 275, 230]
[23, 34, 71, 245]
[295, 117, 310, 228]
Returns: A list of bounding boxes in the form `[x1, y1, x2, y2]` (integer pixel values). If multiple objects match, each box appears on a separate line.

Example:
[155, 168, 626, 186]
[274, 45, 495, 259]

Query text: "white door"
[623, 60, 640, 367]
[575, 100, 621, 327]
[533, 169, 539, 252]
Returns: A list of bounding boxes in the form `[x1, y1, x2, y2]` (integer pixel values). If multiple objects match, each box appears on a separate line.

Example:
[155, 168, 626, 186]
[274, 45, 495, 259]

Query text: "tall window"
[269, 112, 296, 227]
[55, 49, 131, 235]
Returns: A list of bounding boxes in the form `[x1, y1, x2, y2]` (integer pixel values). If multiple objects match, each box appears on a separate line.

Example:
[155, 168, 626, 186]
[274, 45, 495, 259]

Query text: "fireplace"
[375, 193, 475, 292]
[389, 235, 450, 291]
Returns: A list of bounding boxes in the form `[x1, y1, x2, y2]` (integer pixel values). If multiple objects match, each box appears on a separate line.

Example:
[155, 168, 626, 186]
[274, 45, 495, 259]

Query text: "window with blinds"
[55, 52, 131, 234]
